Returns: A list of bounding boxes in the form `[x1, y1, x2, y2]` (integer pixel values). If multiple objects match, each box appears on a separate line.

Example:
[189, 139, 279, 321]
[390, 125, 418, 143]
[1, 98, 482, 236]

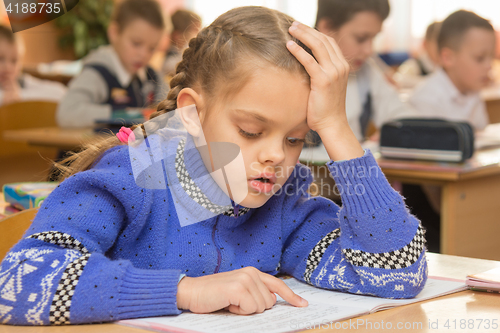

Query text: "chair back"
[0, 101, 58, 157]
[0, 208, 38, 262]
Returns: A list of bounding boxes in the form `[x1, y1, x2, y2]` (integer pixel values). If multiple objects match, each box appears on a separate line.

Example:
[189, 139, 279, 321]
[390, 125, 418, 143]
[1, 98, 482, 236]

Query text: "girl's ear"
[177, 88, 206, 139]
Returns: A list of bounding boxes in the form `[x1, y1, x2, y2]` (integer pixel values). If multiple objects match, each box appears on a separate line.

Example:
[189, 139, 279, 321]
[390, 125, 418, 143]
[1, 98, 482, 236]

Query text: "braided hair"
[54, 6, 313, 180]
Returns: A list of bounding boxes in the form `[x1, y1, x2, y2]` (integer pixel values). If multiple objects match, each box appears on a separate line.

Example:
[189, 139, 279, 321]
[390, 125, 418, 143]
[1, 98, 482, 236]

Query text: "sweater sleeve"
[280, 150, 428, 299]
[0, 147, 183, 326]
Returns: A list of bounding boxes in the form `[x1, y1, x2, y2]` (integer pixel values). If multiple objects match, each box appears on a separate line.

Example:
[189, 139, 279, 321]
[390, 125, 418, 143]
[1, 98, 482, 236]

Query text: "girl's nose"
[260, 140, 285, 165]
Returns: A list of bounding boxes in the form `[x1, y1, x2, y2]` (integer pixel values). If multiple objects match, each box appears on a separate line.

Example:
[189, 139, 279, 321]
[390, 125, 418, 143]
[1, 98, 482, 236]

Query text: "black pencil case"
[380, 118, 474, 162]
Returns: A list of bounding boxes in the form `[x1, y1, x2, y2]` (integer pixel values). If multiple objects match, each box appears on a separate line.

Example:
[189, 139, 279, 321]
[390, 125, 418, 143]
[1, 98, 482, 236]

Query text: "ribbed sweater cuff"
[116, 266, 183, 319]
[326, 149, 400, 216]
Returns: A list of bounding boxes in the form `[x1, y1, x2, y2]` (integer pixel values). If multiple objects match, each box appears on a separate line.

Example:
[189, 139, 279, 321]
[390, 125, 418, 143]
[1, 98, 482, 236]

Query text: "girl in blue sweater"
[0, 6, 427, 325]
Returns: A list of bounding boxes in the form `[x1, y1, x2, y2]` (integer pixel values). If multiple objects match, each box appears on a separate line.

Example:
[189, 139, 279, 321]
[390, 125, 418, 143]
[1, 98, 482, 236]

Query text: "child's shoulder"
[91, 128, 185, 168]
[91, 144, 131, 170]
[82, 45, 115, 66]
[78, 45, 119, 77]
[410, 71, 446, 100]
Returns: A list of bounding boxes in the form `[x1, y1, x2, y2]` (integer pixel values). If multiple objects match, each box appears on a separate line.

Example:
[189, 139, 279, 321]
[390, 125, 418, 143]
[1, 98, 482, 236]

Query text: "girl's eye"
[239, 128, 261, 138]
[287, 137, 306, 146]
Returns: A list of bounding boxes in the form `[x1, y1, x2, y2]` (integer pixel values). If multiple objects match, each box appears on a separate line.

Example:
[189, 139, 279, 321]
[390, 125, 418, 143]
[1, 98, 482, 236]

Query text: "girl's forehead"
[228, 67, 308, 104]
[222, 70, 309, 126]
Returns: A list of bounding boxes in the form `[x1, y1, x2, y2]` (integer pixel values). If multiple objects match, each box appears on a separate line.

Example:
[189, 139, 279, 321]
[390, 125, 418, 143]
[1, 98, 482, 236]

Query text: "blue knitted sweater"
[0, 132, 427, 325]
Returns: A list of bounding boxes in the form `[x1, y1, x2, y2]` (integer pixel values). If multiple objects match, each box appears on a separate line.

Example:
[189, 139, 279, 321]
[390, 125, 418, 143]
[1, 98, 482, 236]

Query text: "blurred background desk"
[378, 149, 500, 261]
[300, 145, 500, 261]
[482, 84, 500, 124]
[3, 127, 100, 151]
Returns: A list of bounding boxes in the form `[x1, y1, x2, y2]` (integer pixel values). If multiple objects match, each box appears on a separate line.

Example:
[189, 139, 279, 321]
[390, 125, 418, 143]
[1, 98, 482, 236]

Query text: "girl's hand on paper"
[176, 267, 308, 314]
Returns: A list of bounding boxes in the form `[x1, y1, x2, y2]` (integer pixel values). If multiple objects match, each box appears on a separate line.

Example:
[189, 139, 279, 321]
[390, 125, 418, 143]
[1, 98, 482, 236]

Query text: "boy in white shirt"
[410, 10, 496, 131]
[0, 25, 66, 106]
[315, 0, 416, 142]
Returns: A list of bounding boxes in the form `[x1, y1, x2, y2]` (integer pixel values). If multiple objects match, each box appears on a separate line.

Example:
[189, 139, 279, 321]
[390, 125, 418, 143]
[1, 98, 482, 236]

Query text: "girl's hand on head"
[287, 22, 364, 161]
[176, 266, 308, 315]
[286, 21, 350, 133]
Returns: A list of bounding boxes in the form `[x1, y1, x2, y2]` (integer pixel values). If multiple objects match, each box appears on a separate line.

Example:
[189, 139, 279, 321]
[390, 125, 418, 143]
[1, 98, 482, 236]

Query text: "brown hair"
[425, 21, 441, 42]
[171, 9, 201, 33]
[315, 0, 390, 30]
[53, 6, 313, 181]
[0, 25, 15, 44]
[112, 0, 165, 31]
[438, 10, 494, 51]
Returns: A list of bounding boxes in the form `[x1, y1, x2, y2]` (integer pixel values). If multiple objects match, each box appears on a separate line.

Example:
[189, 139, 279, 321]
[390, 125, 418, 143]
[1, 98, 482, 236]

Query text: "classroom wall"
[17, 23, 76, 66]
[0, 1, 75, 66]
[158, 0, 185, 14]
[1, 0, 182, 67]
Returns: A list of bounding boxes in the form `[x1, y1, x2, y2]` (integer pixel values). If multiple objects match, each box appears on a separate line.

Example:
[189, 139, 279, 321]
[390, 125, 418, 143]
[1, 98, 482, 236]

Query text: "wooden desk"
[23, 66, 75, 86]
[482, 85, 500, 124]
[0, 253, 498, 333]
[300, 145, 500, 261]
[326, 253, 500, 333]
[3, 127, 104, 151]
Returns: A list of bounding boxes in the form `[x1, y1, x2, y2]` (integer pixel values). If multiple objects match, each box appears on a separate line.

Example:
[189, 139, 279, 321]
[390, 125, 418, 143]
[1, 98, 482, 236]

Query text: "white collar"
[435, 68, 478, 105]
[108, 47, 147, 87]
[419, 52, 437, 73]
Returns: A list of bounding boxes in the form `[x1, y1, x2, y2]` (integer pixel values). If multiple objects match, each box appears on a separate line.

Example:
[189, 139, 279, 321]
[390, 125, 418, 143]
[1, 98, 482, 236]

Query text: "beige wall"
[17, 22, 76, 66]
[0, 2, 75, 66]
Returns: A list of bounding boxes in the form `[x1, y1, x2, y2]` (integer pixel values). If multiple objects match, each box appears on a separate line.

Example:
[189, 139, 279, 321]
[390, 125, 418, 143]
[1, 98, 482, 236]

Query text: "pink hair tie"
[116, 126, 135, 143]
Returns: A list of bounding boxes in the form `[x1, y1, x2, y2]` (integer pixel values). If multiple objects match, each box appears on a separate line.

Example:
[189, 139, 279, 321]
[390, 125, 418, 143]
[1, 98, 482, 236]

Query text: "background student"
[56, 0, 168, 128]
[396, 21, 442, 89]
[162, 9, 202, 78]
[405, 10, 496, 252]
[0, 25, 66, 106]
[315, 0, 416, 142]
[410, 10, 496, 131]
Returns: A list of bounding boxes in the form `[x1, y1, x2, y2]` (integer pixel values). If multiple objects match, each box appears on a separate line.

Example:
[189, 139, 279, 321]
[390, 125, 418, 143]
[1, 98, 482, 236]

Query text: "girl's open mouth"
[248, 175, 276, 194]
